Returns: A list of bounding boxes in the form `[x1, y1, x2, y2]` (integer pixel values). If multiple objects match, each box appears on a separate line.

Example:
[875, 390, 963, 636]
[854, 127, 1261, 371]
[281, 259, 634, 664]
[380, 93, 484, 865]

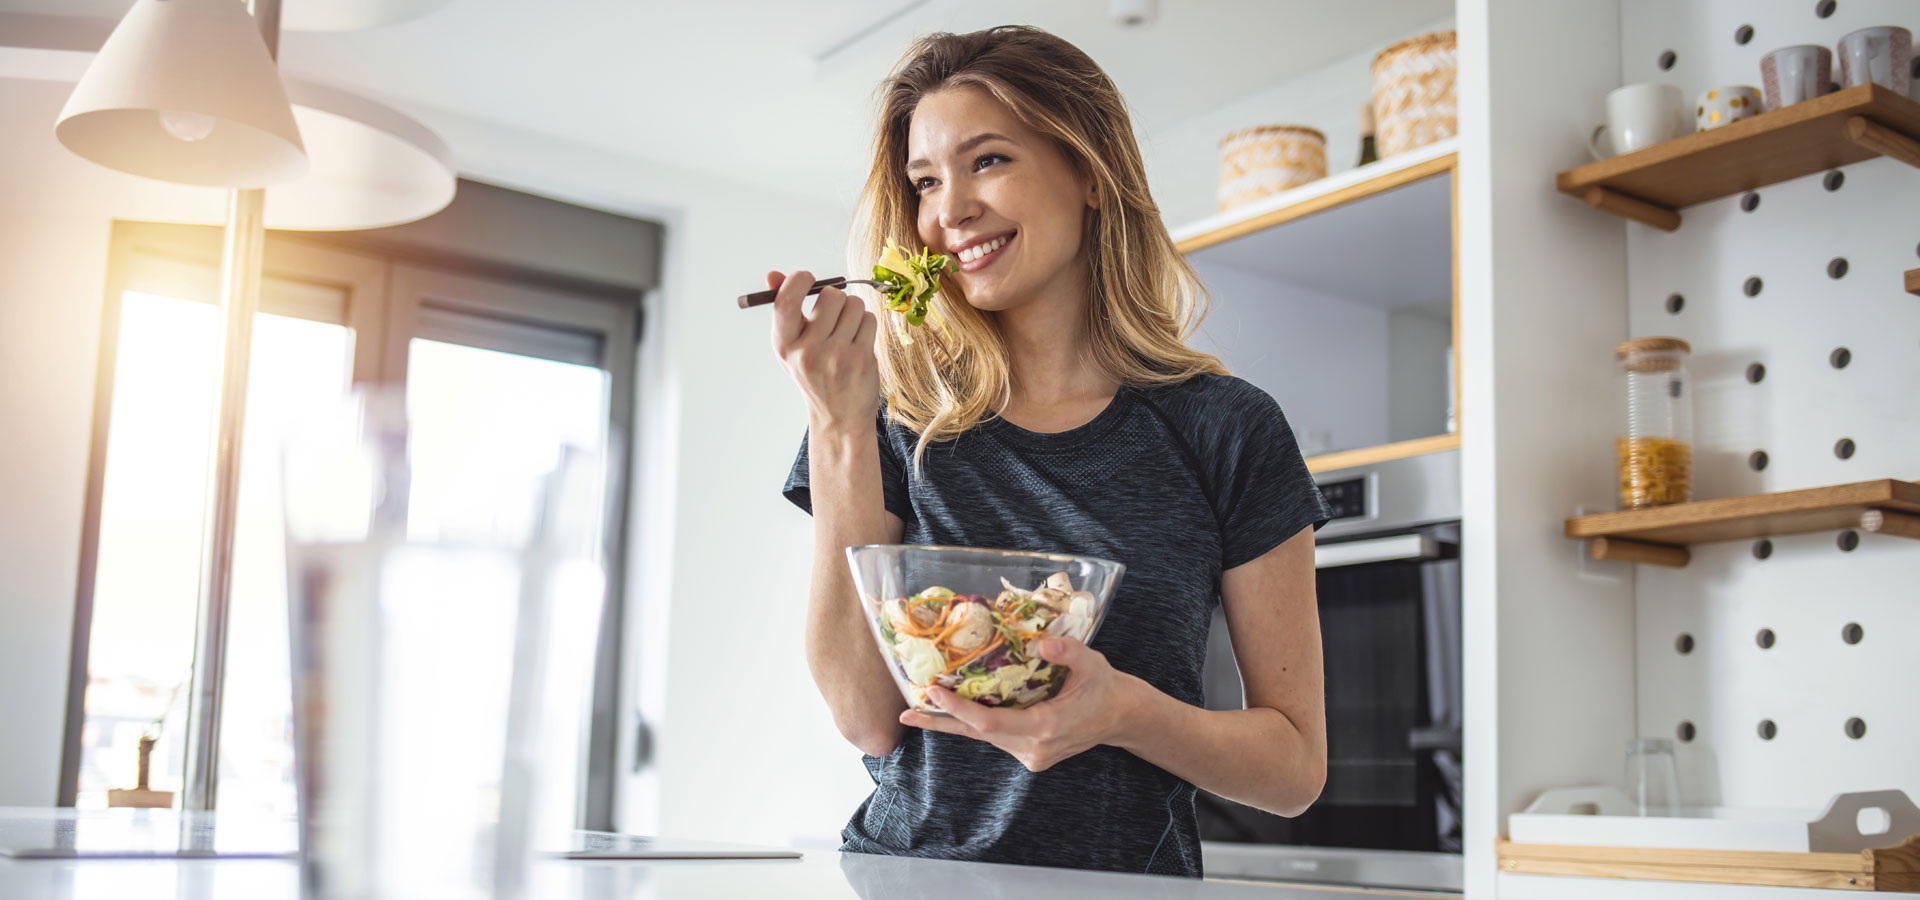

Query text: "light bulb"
[159, 110, 217, 142]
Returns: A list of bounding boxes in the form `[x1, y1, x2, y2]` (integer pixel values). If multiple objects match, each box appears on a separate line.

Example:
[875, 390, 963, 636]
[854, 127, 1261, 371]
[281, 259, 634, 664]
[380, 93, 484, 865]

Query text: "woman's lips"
[957, 232, 1014, 274]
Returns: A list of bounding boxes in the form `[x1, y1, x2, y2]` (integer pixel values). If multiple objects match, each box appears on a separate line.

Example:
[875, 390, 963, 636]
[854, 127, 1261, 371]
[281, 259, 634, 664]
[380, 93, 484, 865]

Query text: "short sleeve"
[781, 408, 914, 524]
[1211, 383, 1332, 570]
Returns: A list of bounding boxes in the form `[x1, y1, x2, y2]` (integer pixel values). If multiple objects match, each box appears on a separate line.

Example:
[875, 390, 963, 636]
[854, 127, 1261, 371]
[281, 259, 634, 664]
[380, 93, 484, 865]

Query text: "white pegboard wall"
[1619, 0, 1920, 814]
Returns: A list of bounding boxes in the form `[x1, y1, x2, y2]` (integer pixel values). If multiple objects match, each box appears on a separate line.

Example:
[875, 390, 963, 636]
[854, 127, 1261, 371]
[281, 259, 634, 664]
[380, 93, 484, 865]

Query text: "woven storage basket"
[1371, 30, 1457, 157]
[1217, 125, 1326, 212]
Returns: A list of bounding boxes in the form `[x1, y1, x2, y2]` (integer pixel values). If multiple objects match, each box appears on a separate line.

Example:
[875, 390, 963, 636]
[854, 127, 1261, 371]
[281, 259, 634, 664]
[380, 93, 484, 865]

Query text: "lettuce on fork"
[873, 240, 949, 329]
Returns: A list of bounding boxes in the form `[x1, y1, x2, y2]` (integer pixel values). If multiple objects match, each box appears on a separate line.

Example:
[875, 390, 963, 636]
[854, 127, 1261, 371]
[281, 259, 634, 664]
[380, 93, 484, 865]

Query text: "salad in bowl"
[845, 545, 1125, 714]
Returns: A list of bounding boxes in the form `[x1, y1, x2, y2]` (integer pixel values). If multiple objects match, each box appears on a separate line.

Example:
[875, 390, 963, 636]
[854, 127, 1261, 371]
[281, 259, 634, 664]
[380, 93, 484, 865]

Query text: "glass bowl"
[845, 544, 1125, 715]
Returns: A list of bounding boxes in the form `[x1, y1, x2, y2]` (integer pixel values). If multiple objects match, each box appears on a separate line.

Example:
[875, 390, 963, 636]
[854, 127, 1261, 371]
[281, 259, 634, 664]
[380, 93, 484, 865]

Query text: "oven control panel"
[1317, 476, 1368, 522]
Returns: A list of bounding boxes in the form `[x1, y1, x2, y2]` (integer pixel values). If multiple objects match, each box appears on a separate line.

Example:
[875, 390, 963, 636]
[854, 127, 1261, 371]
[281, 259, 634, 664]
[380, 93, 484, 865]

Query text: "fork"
[736, 277, 893, 309]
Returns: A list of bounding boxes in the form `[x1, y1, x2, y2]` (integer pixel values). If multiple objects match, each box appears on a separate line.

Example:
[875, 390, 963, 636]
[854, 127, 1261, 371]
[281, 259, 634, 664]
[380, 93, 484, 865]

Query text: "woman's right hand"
[769, 270, 881, 430]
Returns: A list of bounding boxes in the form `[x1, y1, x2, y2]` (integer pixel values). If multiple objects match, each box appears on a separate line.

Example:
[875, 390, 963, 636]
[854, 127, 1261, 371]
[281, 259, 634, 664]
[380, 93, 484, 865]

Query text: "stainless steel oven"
[1198, 449, 1462, 892]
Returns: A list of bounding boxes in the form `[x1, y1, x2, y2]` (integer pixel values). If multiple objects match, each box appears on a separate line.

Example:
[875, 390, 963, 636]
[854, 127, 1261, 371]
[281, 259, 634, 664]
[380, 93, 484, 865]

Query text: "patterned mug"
[1837, 26, 1912, 94]
[1761, 45, 1833, 109]
[1696, 86, 1762, 130]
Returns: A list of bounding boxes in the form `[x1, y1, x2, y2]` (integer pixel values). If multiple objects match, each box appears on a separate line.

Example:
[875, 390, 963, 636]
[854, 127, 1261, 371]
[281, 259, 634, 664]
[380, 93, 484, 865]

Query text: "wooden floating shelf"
[1498, 835, 1920, 892]
[1565, 479, 1920, 568]
[1556, 84, 1920, 231]
[1906, 267, 1919, 296]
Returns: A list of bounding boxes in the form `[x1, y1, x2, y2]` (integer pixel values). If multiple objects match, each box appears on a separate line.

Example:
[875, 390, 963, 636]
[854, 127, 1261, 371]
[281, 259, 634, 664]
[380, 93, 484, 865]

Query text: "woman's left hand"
[898, 637, 1139, 772]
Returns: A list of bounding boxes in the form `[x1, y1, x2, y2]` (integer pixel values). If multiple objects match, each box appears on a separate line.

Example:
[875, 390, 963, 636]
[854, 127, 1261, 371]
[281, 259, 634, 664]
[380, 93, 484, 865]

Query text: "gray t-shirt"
[782, 374, 1330, 878]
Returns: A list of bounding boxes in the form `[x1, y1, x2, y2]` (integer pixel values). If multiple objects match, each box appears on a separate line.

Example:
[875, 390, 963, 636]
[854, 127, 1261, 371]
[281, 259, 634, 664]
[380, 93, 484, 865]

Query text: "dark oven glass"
[1197, 522, 1461, 853]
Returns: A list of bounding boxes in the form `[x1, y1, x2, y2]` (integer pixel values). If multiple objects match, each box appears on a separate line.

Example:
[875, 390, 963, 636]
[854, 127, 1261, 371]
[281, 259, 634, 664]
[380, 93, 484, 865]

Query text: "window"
[63, 223, 638, 825]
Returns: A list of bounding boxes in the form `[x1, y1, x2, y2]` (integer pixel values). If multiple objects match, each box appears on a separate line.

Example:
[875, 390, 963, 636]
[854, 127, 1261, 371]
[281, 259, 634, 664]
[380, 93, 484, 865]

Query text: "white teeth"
[960, 236, 1008, 263]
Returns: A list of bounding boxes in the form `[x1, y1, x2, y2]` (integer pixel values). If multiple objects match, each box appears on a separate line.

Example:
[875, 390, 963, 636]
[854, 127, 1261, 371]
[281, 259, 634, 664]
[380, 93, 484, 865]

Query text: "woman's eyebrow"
[905, 132, 1015, 172]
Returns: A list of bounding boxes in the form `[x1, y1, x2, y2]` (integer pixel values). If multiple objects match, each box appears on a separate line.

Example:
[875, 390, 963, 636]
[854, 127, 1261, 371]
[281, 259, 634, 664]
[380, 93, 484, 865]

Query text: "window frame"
[59, 221, 639, 829]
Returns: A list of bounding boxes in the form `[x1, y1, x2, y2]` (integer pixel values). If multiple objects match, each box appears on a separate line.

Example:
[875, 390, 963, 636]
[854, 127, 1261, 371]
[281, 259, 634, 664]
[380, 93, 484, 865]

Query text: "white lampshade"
[271, 79, 456, 230]
[55, 0, 308, 188]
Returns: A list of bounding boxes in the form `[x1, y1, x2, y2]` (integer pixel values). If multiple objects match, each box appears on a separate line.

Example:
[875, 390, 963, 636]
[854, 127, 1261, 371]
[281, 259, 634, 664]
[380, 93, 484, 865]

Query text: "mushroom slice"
[1031, 587, 1071, 614]
[947, 600, 996, 652]
[1043, 571, 1074, 593]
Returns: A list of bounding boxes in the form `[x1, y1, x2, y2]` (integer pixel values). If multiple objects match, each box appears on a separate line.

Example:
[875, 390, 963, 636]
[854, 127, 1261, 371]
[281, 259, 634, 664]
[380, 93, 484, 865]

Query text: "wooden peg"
[1583, 186, 1681, 231]
[1905, 267, 1919, 296]
[1843, 116, 1920, 169]
[1589, 536, 1691, 568]
[1861, 508, 1920, 540]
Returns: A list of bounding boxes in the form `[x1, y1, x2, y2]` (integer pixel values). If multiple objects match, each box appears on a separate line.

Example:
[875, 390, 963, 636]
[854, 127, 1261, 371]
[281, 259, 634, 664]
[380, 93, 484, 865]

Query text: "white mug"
[1590, 84, 1688, 159]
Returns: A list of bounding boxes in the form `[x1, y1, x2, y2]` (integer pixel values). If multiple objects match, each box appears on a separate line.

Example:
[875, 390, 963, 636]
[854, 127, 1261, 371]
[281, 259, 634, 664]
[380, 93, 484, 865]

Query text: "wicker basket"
[1217, 125, 1327, 212]
[1371, 31, 1457, 157]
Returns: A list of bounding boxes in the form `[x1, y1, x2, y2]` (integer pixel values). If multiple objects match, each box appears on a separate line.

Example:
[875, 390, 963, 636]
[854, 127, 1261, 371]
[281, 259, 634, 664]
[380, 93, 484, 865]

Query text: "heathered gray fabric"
[782, 374, 1330, 878]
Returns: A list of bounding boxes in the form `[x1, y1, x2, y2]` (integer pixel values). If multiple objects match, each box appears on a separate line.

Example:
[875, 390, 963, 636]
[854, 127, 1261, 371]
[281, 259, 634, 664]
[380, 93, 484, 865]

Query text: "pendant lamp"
[55, 0, 307, 188]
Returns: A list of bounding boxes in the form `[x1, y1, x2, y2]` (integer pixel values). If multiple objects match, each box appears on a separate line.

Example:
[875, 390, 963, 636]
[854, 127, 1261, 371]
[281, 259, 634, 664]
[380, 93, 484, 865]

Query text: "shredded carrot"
[943, 634, 1004, 675]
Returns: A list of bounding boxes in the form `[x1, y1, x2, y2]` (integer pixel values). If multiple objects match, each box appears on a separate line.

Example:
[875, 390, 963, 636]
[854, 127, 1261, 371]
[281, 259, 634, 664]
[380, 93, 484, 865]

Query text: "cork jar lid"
[1616, 336, 1692, 373]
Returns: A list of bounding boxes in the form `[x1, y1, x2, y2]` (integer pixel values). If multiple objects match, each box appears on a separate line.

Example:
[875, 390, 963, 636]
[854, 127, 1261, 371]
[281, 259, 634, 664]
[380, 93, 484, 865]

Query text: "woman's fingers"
[770, 270, 811, 347]
[851, 307, 879, 348]
[823, 287, 868, 344]
[899, 708, 977, 738]
[804, 284, 846, 344]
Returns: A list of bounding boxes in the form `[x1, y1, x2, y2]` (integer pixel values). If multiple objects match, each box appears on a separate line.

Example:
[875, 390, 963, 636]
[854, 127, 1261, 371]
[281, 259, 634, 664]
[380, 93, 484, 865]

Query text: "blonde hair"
[851, 25, 1226, 465]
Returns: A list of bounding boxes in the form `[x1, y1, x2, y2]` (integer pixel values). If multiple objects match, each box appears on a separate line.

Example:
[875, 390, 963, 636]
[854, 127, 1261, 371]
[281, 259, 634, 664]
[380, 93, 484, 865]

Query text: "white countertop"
[0, 808, 1445, 900]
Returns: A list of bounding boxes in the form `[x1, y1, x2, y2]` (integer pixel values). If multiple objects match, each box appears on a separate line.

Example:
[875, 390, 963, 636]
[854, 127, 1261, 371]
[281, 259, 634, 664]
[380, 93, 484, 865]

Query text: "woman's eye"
[912, 176, 938, 194]
[975, 153, 1009, 171]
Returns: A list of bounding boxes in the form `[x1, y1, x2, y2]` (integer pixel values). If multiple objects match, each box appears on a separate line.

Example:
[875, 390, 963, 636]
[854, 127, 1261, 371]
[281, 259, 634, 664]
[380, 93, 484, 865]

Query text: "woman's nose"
[934, 181, 983, 231]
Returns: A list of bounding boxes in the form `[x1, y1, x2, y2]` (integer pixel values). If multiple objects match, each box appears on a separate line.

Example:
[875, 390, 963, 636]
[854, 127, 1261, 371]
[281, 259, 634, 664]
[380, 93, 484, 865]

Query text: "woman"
[772, 25, 1330, 878]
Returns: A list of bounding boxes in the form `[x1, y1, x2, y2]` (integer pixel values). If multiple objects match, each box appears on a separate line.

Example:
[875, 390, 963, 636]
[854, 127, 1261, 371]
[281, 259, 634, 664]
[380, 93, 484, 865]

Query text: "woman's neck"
[993, 271, 1119, 429]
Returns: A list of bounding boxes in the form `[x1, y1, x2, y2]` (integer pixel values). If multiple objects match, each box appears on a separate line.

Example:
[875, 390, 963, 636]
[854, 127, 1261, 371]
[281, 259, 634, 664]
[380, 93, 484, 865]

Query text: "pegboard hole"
[1657, 50, 1677, 71]
[1842, 622, 1864, 644]
[1824, 170, 1845, 191]
[1749, 450, 1769, 471]
[1827, 257, 1849, 279]
[1758, 719, 1778, 740]
[1859, 805, 1890, 833]
[1744, 276, 1764, 296]
[1839, 529, 1860, 551]
[1739, 191, 1761, 212]
[1815, 0, 1837, 19]
[1835, 437, 1856, 460]
[1665, 293, 1685, 314]
[1753, 538, 1774, 560]
[1734, 24, 1755, 45]
[1846, 717, 1869, 741]
[1756, 628, 1776, 649]
[1677, 720, 1696, 742]
[1675, 633, 1695, 655]
[1830, 347, 1851, 368]
[1746, 362, 1766, 383]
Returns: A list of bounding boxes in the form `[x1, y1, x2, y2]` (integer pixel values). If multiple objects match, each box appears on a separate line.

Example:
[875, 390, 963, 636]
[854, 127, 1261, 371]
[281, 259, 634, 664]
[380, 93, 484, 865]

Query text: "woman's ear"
[1084, 178, 1100, 210]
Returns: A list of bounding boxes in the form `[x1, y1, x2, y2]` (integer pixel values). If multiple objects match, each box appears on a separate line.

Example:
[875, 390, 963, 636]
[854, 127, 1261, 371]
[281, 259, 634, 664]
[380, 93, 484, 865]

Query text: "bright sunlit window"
[78, 292, 351, 813]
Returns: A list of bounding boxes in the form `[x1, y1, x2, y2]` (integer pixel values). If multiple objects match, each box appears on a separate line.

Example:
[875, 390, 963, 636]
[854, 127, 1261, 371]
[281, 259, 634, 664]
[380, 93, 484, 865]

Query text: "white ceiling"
[3, 0, 1453, 204]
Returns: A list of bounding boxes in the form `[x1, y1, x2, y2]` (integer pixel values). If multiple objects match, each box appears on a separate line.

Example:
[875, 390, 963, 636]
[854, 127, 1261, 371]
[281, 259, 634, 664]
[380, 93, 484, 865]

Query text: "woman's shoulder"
[1136, 373, 1283, 423]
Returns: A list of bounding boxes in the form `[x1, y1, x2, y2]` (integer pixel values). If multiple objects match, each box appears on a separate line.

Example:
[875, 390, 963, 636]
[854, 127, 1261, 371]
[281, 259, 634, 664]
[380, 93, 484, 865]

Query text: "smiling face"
[905, 85, 1097, 314]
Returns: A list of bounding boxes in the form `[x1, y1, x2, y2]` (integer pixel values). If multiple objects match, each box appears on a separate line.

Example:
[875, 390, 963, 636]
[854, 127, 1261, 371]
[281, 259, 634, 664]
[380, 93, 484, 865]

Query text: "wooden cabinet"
[1174, 141, 1460, 472]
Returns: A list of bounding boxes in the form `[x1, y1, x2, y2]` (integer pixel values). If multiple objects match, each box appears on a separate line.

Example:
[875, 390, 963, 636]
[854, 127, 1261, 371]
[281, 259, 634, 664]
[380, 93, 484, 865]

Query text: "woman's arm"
[802, 426, 909, 757]
[1109, 524, 1326, 815]
[769, 269, 912, 758]
[900, 523, 1326, 816]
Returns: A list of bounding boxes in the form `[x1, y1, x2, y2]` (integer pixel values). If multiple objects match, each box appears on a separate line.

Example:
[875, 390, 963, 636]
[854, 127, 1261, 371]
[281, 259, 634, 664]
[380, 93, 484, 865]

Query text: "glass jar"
[1626, 737, 1681, 816]
[1616, 337, 1693, 509]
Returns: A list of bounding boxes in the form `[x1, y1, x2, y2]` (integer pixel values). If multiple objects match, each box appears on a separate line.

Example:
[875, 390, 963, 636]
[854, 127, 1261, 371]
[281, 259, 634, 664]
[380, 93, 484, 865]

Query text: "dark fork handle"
[738, 276, 853, 309]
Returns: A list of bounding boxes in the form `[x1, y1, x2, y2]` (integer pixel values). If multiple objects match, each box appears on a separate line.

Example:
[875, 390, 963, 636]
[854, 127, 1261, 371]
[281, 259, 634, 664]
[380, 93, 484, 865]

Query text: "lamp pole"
[180, 0, 281, 813]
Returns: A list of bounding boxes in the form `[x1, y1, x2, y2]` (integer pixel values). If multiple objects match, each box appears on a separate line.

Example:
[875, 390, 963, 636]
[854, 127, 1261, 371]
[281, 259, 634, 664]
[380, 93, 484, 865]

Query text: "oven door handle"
[1313, 534, 1440, 569]
[1408, 724, 1463, 752]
